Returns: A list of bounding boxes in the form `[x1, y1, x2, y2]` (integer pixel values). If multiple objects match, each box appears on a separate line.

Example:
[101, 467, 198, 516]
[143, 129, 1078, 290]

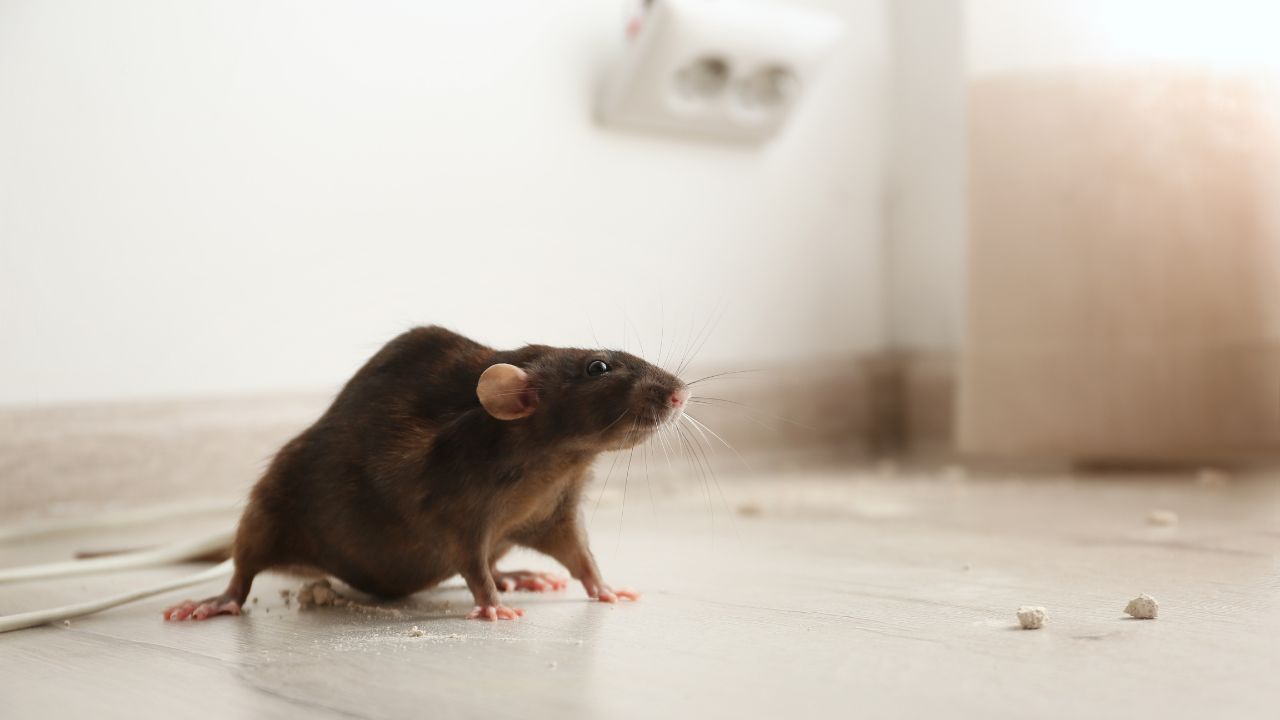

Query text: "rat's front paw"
[586, 583, 641, 604]
[466, 604, 525, 621]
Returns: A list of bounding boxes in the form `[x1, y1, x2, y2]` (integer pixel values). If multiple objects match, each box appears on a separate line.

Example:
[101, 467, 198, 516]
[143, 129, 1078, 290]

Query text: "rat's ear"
[476, 363, 538, 420]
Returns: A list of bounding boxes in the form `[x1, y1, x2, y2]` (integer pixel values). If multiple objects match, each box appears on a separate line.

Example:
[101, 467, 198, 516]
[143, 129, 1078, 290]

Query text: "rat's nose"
[670, 387, 690, 408]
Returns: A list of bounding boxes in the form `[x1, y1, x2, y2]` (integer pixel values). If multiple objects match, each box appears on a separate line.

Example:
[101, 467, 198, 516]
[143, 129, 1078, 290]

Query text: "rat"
[157, 325, 689, 622]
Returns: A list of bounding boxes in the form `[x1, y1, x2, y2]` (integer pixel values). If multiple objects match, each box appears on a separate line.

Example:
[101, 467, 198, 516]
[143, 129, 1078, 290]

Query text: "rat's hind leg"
[164, 485, 289, 621]
[491, 569, 570, 593]
[163, 563, 257, 621]
[163, 513, 274, 621]
[516, 509, 639, 604]
[486, 542, 569, 593]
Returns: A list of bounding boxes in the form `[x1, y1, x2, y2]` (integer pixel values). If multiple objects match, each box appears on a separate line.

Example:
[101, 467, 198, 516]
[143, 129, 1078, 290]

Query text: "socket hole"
[673, 55, 731, 104]
[735, 64, 799, 117]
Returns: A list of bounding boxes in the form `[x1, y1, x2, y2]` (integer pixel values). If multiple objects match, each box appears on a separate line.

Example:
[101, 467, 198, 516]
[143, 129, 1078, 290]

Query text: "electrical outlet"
[597, 0, 844, 144]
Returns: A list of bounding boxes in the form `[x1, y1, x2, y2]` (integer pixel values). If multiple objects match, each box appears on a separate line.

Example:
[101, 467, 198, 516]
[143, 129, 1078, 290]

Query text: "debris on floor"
[1196, 467, 1230, 486]
[1017, 606, 1048, 630]
[1125, 594, 1159, 619]
[1147, 509, 1179, 526]
[295, 579, 348, 609]
[407, 626, 425, 637]
[285, 579, 407, 618]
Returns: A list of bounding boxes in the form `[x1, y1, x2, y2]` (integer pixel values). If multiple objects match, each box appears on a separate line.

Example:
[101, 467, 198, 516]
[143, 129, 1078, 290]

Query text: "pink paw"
[467, 605, 525, 621]
[588, 585, 641, 604]
[493, 570, 570, 593]
[163, 598, 241, 621]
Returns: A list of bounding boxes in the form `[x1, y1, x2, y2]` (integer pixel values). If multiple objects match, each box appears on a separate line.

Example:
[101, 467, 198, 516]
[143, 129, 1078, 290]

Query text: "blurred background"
[3, 0, 1277, 518]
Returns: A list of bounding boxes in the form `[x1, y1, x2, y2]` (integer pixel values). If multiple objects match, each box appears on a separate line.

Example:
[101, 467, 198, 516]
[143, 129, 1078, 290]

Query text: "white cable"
[0, 530, 234, 584]
[0, 560, 234, 633]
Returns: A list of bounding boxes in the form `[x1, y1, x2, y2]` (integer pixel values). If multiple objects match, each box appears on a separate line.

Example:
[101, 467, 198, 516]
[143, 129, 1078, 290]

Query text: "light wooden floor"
[2, 466, 1278, 720]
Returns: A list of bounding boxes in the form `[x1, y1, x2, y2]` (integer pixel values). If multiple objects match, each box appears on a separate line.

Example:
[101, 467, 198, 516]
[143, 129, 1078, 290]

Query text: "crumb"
[252, 597, 259, 604]
[1196, 467, 1230, 486]
[296, 579, 346, 608]
[736, 502, 763, 517]
[407, 626, 425, 637]
[63, 620, 71, 628]
[265, 608, 269, 613]
[278, 589, 291, 598]
[1017, 606, 1048, 630]
[1147, 509, 1179, 526]
[575, 640, 583, 646]
[547, 661, 557, 670]
[961, 564, 971, 572]
[1125, 593, 1159, 619]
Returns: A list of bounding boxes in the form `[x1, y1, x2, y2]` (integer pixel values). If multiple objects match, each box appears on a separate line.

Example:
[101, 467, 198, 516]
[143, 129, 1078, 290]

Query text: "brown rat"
[162, 325, 689, 621]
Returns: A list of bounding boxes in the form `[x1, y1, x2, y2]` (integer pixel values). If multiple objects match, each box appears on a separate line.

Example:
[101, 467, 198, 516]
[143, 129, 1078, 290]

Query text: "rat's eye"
[586, 359, 610, 377]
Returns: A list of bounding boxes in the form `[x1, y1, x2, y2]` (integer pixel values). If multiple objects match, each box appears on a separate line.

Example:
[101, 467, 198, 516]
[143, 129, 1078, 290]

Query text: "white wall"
[968, 0, 1280, 76]
[885, 0, 966, 351]
[0, 0, 889, 407]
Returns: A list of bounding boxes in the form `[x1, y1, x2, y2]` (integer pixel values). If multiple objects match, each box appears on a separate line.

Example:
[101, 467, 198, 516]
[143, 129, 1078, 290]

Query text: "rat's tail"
[0, 559, 233, 633]
[0, 529, 234, 584]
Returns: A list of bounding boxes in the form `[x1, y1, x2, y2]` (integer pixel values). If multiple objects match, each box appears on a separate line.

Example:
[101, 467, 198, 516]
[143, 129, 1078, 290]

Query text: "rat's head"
[476, 347, 689, 451]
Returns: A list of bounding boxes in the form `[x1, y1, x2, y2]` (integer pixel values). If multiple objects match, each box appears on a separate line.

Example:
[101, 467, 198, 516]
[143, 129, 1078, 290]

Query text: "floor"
[2, 465, 1278, 720]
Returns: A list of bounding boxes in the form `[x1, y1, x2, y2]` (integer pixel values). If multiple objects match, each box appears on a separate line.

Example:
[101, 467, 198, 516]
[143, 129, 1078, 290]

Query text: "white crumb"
[63, 620, 71, 628]
[407, 626, 425, 637]
[1125, 593, 1159, 619]
[1196, 467, 1230, 486]
[1147, 509, 1179, 526]
[296, 579, 348, 608]
[293, 579, 404, 616]
[548, 661, 558, 669]
[1016, 606, 1048, 630]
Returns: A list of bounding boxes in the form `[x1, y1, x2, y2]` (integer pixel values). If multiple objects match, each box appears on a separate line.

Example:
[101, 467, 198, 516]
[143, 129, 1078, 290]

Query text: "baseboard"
[1, 354, 930, 523]
[0, 394, 329, 524]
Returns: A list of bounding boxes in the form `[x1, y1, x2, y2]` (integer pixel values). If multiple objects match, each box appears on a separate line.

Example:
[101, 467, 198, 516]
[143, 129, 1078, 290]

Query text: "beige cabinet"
[961, 69, 1280, 459]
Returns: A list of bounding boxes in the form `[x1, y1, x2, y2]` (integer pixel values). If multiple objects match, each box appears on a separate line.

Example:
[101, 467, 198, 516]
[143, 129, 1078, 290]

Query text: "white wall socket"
[597, 0, 845, 144]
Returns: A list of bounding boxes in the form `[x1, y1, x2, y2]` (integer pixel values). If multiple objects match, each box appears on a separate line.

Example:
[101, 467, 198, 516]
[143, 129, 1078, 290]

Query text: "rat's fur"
[169, 325, 685, 619]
